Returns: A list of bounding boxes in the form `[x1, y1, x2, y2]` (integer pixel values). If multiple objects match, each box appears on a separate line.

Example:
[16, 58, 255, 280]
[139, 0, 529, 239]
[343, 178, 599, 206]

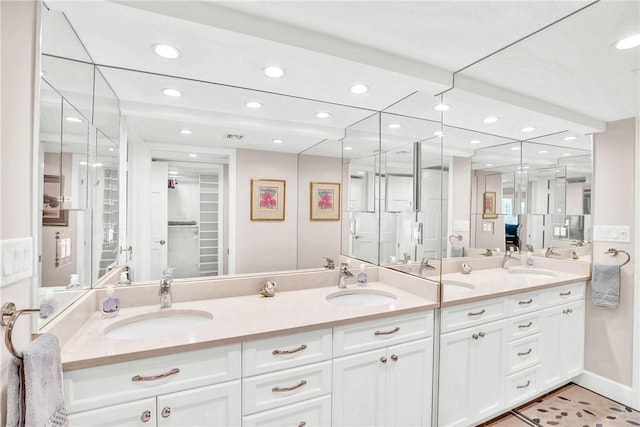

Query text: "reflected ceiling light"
[169, 170, 178, 175]
[344, 146, 353, 151]
[189, 153, 198, 158]
[388, 123, 402, 129]
[162, 88, 182, 97]
[179, 129, 192, 135]
[245, 101, 262, 109]
[350, 84, 368, 94]
[434, 103, 450, 111]
[108, 148, 114, 152]
[79, 161, 88, 166]
[485, 163, 494, 167]
[483, 116, 498, 124]
[563, 136, 577, 141]
[537, 150, 549, 154]
[510, 146, 521, 151]
[562, 153, 572, 156]
[521, 127, 536, 132]
[523, 166, 530, 169]
[65, 117, 82, 123]
[262, 65, 285, 78]
[469, 140, 482, 144]
[152, 43, 181, 59]
[615, 33, 640, 50]
[272, 139, 284, 144]
[434, 131, 444, 136]
[316, 112, 331, 119]
[358, 171, 365, 175]
[94, 163, 103, 167]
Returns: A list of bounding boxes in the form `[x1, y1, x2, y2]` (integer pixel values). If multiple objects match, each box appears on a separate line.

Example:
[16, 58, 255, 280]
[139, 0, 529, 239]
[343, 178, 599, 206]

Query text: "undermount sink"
[507, 269, 558, 279]
[104, 309, 213, 340]
[442, 280, 475, 295]
[326, 288, 397, 308]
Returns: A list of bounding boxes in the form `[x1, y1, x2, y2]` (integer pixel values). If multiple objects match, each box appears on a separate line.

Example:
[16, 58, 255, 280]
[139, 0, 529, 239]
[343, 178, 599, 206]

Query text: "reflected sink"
[507, 269, 558, 279]
[326, 288, 397, 308]
[104, 309, 213, 340]
[442, 280, 475, 296]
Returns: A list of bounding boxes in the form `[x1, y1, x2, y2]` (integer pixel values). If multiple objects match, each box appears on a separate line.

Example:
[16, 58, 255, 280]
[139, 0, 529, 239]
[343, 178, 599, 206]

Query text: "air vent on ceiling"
[226, 134, 244, 141]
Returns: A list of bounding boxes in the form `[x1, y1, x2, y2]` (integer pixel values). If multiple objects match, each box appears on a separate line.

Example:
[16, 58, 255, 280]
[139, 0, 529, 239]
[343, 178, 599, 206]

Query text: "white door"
[157, 381, 241, 427]
[386, 338, 433, 427]
[418, 170, 443, 259]
[150, 161, 168, 280]
[68, 397, 156, 426]
[332, 349, 387, 426]
[559, 300, 585, 380]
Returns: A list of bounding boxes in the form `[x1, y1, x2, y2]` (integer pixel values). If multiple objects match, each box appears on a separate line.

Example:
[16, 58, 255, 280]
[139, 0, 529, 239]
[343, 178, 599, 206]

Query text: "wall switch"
[593, 225, 631, 243]
[453, 220, 470, 232]
[0, 237, 33, 287]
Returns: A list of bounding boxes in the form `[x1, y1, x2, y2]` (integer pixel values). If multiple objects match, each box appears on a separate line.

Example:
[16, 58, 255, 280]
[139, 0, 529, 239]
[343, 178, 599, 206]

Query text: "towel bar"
[449, 234, 463, 244]
[605, 248, 631, 267]
[1, 302, 40, 359]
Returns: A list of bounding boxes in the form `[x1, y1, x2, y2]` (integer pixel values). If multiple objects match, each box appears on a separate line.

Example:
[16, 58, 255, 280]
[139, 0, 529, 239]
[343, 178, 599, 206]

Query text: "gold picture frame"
[482, 191, 498, 219]
[251, 179, 286, 221]
[310, 181, 341, 221]
[43, 174, 69, 226]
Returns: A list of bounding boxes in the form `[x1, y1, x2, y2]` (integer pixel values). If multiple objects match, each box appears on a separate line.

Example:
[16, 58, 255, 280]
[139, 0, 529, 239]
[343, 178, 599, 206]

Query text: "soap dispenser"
[101, 285, 120, 319]
[117, 271, 131, 286]
[357, 264, 368, 286]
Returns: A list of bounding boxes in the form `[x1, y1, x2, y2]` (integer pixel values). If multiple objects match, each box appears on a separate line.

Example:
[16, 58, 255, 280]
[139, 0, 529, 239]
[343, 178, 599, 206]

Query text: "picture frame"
[42, 174, 69, 226]
[310, 181, 341, 221]
[482, 191, 498, 219]
[250, 179, 286, 221]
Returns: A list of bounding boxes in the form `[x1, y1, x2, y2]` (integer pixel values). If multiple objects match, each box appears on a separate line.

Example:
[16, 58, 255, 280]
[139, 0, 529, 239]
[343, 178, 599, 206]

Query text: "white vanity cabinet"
[332, 312, 434, 427]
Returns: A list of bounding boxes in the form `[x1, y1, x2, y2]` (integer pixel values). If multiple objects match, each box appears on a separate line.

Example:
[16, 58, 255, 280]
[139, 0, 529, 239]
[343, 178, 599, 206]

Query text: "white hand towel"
[450, 245, 463, 258]
[6, 333, 68, 427]
[592, 263, 621, 308]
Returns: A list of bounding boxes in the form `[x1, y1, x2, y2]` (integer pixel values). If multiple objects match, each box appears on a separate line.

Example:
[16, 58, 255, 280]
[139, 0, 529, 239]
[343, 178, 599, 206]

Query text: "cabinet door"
[157, 380, 241, 427]
[332, 349, 386, 426]
[386, 338, 433, 427]
[68, 397, 156, 427]
[539, 305, 563, 388]
[473, 321, 505, 423]
[559, 300, 585, 380]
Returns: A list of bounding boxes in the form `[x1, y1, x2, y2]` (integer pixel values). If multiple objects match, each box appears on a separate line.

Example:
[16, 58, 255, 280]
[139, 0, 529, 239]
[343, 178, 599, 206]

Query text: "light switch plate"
[0, 237, 33, 287]
[453, 220, 470, 232]
[593, 225, 631, 243]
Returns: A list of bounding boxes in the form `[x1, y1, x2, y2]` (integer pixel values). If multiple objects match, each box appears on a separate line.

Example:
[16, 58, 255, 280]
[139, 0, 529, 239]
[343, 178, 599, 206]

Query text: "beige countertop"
[60, 281, 438, 371]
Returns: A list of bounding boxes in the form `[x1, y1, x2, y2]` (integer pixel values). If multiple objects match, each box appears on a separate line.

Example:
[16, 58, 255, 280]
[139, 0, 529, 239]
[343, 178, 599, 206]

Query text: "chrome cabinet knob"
[391, 354, 398, 362]
[380, 356, 388, 364]
[140, 410, 151, 423]
[161, 407, 171, 418]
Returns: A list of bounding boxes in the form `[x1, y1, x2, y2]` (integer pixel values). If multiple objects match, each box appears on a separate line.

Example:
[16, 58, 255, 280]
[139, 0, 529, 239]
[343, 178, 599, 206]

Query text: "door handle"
[154, 239, 166, 245]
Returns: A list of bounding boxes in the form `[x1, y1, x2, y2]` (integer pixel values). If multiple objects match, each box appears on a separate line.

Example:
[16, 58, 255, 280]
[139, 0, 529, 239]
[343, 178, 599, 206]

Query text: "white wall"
[0, 1, 37, 423]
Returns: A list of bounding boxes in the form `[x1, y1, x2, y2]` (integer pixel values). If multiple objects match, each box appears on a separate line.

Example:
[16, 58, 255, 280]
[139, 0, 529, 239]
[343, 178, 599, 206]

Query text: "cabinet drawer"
[505, 366, 539, 407]
[542, 282, 585, 306]
[441, 298, 507, 333]
[506, 312, 541, 341]
[507, 290, 542, 316]
[64, 344, 241, 413]
[506, 333, 541, 375]
[333, 311, 433, 357]
[68, 397, 156, 426]
[243, 395, 331, 427]
[243, 329, 332, 376]
[243, 361, 331, 415]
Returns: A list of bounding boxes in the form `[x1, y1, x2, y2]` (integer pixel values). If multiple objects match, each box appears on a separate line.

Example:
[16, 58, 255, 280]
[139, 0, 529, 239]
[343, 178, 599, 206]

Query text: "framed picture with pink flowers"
[251, 178, 286, 221]
[310, 181, 340, 221]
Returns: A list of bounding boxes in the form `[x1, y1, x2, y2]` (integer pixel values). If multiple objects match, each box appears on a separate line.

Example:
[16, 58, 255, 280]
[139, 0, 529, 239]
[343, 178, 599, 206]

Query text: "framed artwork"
[43, 174, 69, 226]
[310, 181, 341, 221]
[482, 191, 498, 219]
[251, 179, 286, 221]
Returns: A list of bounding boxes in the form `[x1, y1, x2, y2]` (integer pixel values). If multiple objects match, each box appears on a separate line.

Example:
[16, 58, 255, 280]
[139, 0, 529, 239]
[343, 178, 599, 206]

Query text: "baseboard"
[576, 370, 635, 409]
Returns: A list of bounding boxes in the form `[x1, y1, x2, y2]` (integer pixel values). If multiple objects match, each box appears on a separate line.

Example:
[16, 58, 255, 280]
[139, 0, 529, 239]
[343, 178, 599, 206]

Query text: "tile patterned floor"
[481, 383, 640, 427]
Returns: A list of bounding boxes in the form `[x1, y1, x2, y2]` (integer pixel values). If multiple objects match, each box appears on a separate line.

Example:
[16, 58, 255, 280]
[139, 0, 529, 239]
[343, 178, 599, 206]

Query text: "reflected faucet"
[159, 268, 173, 308]
[501, 252, 520, 269]
[545, 247, 562, 258]
[338, 263, 354, 289]
[322, 257, 335, 270]
[480, 249, 494, 257]
[419, 258, 436, 275]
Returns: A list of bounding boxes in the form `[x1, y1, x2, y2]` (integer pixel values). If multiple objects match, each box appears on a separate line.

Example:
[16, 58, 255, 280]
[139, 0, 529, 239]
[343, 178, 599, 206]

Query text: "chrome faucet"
[480, 248, 494, 257]
[322, 257, 335, 270]
[159, 268, 173, 308]
[501, 251, 520, 269]
[545, 247, 562, 258]
[338, 263, 354, 289]
[419, 258, 436, 275]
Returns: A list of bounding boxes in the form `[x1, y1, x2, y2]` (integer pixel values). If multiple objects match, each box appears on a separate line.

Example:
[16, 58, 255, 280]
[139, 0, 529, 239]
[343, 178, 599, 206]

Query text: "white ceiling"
[43, 0, 638, 163]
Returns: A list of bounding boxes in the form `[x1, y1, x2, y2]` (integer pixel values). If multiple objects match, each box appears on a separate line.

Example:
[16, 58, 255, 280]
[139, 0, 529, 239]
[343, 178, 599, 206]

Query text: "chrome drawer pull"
[468, 309, 485, 316]
[518, 322, 533, 329]
[518, 348, 532, 356]
[132, 368, 180, 382]
[272, 380, 307, 393]
[374, 326, 400, 336]
[519, 299, 533, 305]
[272, 344, 307, 355]
[517, 380, 531, 389]
[298, 423, 307, 427]
[560, 291, 572, 296]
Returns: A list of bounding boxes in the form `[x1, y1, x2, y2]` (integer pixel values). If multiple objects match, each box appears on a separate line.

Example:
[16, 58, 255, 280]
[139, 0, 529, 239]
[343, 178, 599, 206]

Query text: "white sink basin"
[104, 309, 213, 340]
[442, 280, 475, 296]
[507, 269, 558, 279]
[326, 288, 397, 308]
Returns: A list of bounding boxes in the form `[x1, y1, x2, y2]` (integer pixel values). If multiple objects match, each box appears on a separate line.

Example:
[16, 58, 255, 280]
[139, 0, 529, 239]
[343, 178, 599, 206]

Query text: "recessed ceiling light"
[152, 43, 181, 59]
[65, 117, 82, 123]
[562, 153, 572, 157]
[316, 112, 331, 119]
[344, 146, 353, 151]
[108, 148, 114, 152]
[523, 166, 530, 169]
[510, 146, 521, 151]
[179, 129, 192, 135]
[94, 163, 103, 167]
[485, 163, 494, 167]
[521, 127, 536, 132]
[388, 123, 402, 129]
[169, 170, 178, 175]
[563, 136, 577, 141]
[272, 139, 284, 144]
[162, 88, 182, 97]
[189, 153, 198, 158]
[434, 131, 444, 137]
[350, 84, 368, 94]
[262, 65, 285, 78]
[358, 171, 365, 175]
[616, 33, 640, 50]
[537, 150, 549, 154]
[246, 101, 262, 109]
[79, 161, 88, 166]
[434, 103, 450, 111]
[483, 116, 498, 124]
[469, 140, 482, 144]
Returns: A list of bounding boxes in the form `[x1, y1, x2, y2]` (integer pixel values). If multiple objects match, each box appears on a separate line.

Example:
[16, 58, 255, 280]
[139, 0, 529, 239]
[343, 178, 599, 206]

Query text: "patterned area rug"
[515, 383, 640, 426]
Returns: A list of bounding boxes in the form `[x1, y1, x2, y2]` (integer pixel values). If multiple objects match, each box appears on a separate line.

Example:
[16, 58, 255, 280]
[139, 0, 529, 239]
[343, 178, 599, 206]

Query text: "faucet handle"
[322, 257, 335, 269]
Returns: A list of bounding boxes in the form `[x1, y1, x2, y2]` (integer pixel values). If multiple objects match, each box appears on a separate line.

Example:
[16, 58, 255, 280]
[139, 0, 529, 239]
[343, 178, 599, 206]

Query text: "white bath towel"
[592, 263, 621, 308]
[450, 245, 463, 258]
[6, 333, 68, 427]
